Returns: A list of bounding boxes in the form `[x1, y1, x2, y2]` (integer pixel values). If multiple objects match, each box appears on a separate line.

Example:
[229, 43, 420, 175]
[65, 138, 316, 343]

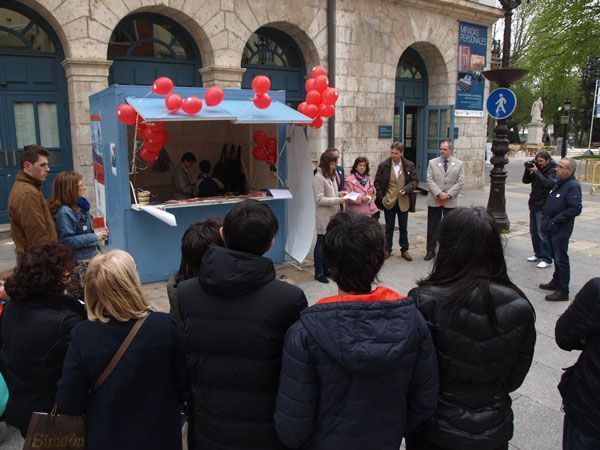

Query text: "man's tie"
[444, 159, 448, 174]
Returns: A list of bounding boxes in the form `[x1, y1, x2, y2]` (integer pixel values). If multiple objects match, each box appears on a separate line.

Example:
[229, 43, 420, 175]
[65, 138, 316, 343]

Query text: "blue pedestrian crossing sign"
[486, 88, 517, 120]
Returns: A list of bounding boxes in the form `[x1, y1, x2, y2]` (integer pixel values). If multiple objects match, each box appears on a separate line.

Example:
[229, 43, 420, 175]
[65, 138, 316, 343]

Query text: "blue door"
[423, 105, 455, 173]
[0, 2, 71, 223]
[241, 27, 306, 108]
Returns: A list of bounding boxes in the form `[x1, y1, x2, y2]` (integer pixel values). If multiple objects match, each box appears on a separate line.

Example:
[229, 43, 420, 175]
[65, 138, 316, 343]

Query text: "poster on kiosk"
[89, 73, 335, 282]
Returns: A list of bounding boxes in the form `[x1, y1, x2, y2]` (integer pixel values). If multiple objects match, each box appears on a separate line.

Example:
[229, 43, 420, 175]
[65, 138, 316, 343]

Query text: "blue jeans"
[547, 233, 570, 293]
[563, 416, 600, 449]
[530, 210, 552, 263]
[384, 203, 409, 252]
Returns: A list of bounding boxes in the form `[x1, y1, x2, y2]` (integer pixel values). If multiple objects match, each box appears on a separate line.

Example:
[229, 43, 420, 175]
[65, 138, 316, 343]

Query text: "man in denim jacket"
[539, 158, 582, 301]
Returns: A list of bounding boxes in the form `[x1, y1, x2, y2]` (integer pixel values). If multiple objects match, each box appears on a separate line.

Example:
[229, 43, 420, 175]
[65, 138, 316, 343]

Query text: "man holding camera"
[522, 151, 556, 268]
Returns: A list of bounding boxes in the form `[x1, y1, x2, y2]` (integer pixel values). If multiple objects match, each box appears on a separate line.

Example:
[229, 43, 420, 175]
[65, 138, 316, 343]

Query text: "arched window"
[108, 13, 201, 86]
[396, 48, 427, 80]
[0, 7, 56, 53]
[241, 27, 306, 106]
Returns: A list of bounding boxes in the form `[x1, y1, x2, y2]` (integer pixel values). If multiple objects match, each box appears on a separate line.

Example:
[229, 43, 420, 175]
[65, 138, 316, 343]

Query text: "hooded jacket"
[408, 282, 536, 450]
[177, 246, 308, 450]
[275, 287, 439, 450]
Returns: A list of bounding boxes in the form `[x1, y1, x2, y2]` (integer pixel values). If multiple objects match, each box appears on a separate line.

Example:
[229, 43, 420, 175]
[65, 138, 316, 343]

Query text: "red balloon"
[152, 77, 174, 96]
[253, 130, 268, 146]
[305, 78, 315, 92]
[252, 75, 271, 95]
[312, 66, 327, 78]
[314, 75, 329, 93]
[253, 93, 271, 109]
[144, 121, 165, 131]
[143, 127, 163, 141]
[252, 146, 267, 161]
[139, 147, 160, 162]
[205, 86, 224, 107]
[116, 104, 136, 126]
[306, 90, 321, 106]
[322, 87, 339, 105]
[182, 96, 203, 114]
[265, 138, 277, 157]
[304, 104, 319, 119]
[165, 94, 182, 112]
[297, 102, 308, 116]
[266, 154, 277, 166]
[320, 104, 335, 118]
[309, 116, 323, 129]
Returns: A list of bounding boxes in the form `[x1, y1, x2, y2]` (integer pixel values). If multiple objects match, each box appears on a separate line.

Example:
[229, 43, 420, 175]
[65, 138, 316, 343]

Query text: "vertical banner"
[90, 115, 106, 218]
[596, 80, 600, 118]
[455, 21, 488, 117]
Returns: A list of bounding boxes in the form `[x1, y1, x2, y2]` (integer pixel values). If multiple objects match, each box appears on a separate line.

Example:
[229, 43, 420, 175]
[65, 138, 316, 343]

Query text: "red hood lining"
[316, 286, 406, 305]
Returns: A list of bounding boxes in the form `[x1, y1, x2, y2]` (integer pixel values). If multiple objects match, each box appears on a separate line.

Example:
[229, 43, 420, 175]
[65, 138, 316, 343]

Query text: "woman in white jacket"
[313, 150, 346, 283]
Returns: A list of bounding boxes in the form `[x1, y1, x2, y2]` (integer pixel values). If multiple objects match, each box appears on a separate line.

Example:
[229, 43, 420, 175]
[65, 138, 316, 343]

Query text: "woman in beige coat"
[313, 150, 346, 283]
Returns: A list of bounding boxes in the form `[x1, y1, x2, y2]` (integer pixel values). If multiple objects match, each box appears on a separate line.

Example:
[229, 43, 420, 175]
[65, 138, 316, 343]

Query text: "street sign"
[486, 88, 517, 120]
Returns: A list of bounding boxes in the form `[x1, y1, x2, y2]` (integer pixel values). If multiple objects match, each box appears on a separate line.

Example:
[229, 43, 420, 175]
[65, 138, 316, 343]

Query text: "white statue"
[531, 97, 543, 123]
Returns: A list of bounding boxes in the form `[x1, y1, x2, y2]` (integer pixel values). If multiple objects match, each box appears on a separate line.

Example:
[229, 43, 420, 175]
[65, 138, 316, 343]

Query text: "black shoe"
[384, 250, 392, 260]
[545, 290, 569, 302]
[424, 252, 435, 261]
[539, 280, 558, 291]
[315, 274, 329, 284]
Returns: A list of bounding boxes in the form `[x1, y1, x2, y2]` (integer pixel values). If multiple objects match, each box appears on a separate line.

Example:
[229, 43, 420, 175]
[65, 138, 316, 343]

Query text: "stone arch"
[401, 41, 451, 106]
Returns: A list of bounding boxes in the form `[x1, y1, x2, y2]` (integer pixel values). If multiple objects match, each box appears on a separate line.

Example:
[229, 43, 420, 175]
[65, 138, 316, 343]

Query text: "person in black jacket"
[56, 250, 189, 450]
[0, 243, 85, 437]
[522, 151, 556, 268]
[275, 212, 438, 450]
[555, 278, 600, 449]
[405, 207, 536, 450]
[539, 158, 583, 301]
[178, 199, 308, 450]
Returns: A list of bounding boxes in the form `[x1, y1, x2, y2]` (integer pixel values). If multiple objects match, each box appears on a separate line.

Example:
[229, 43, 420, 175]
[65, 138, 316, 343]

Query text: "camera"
[524, 160, 536, 169]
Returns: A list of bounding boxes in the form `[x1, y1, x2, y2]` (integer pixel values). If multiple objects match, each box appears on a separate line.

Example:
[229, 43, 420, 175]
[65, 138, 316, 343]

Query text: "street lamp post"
[482, 0, 529, 232]
[561, 99, 572, 158]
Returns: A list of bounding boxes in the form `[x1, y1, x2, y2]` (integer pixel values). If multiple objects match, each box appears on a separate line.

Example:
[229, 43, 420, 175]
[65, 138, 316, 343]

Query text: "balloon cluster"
[252, 76, 272, 109]
[251, 130, 277, 166]
[297, 66, 339, 129]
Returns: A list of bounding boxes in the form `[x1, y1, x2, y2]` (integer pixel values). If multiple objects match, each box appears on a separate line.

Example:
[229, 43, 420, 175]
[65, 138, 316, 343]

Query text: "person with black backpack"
[195, 160, 223, 197]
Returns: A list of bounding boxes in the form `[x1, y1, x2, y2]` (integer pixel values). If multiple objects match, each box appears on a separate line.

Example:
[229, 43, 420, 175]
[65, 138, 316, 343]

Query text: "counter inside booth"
[89, 85, 311, 282]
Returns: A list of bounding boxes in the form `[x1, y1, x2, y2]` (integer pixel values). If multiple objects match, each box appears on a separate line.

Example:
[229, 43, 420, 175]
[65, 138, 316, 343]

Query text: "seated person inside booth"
[172, 152, 197, 200]
[195, 160, 224, 197]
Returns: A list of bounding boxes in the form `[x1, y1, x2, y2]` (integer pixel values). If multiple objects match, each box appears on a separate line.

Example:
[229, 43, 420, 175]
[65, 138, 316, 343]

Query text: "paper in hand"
[344, 192, 360, 201]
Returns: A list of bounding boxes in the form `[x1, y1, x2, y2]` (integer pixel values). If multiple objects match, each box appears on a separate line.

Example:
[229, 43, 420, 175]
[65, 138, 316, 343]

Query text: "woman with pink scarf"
[344, 157, 379, 219]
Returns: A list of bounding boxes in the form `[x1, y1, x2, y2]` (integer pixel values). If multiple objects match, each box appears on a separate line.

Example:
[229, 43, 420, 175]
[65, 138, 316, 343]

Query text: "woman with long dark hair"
[405, 207, 536, 450]
[312, 150, 346, 283]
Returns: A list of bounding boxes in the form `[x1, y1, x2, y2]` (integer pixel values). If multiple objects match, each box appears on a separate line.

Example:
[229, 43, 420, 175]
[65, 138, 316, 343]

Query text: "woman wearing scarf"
[51, 172, 108, 299]
[344, 157, 379, 219]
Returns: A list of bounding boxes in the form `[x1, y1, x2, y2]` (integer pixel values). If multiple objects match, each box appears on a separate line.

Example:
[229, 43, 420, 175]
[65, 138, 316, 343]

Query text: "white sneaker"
[537, 261, 551, 268]
[527, 256, 538, 262]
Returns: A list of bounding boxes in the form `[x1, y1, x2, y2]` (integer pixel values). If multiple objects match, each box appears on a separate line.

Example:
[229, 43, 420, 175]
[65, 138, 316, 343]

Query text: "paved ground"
[2, 156, 599, 448]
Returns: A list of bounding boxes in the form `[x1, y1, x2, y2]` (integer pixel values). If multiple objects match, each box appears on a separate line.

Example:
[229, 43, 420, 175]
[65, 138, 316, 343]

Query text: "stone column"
[61, 58, 112, 196]
[199, 66, 247, 88]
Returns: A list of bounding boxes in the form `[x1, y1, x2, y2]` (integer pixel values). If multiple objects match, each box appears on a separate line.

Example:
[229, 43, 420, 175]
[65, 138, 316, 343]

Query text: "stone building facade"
[0, 0, 501, 215]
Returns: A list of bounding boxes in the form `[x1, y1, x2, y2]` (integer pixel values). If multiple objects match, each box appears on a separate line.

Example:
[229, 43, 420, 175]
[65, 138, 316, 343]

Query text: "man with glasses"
[539, 158, 582, 301]
[522, 151, 557, 268]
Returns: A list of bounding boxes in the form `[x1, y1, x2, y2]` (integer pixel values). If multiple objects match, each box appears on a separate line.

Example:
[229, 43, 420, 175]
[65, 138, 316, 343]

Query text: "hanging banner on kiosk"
[90, 114, 106, 217]
[455, 22, 488, 118]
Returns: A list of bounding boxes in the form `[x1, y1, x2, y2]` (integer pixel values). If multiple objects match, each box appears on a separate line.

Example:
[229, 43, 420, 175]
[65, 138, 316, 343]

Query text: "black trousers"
[426, 206, 454, 254]
[383, 203, 409, 252]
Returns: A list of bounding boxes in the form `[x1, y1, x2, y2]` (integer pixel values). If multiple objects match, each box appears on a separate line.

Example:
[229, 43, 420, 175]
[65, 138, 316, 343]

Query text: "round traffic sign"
[486, 88, 517, 120]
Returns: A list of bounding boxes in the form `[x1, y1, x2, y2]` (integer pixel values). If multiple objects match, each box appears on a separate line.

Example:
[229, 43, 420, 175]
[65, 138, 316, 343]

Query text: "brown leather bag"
[22, 315, 148, 450]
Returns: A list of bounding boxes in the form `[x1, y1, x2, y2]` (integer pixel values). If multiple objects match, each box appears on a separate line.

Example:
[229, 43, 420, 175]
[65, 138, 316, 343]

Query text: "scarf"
[354, 172, 368, 186]
[76, 197, 91, 212]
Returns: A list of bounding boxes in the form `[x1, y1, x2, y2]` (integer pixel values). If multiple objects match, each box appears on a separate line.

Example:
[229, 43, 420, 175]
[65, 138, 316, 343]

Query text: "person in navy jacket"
[275, 212, 438, 450]
[539, 158, 582, 301]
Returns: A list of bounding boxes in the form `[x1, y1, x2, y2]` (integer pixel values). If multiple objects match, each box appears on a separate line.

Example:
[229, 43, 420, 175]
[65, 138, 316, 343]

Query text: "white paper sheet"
[138, 205, 177, 227]
[268, 189, 293, 199]
[344, 191, 360, 201]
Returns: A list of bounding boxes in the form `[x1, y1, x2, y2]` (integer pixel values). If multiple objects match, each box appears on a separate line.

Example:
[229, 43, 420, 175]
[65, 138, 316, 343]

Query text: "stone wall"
[23, 0, 500, 199]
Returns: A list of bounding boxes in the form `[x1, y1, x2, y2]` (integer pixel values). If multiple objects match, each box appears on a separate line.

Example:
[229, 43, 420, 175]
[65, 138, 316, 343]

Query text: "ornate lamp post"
[561, 99, 572, 157]
[482, 0, 530, 232]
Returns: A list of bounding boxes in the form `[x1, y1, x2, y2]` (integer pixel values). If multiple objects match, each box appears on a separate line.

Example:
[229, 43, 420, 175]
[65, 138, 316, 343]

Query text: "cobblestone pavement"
[2, 157, 599, 448]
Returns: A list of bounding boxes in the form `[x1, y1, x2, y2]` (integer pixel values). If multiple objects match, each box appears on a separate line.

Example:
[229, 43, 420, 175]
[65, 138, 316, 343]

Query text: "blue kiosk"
[89, 85, 311, 282]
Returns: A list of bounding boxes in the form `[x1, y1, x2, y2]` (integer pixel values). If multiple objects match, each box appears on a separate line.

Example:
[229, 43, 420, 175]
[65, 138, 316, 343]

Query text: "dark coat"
[407, 282, 536, 450]
[555, 278, 600, 437]
[275, 287, 439, 450]
[522, 159, 557, 211]
[541, 175, 582, 238]
[0, 294, 85, 436]
[178, 246, 308, 450]
[56, 312, 189, 450]
[374, 156, 418, 211]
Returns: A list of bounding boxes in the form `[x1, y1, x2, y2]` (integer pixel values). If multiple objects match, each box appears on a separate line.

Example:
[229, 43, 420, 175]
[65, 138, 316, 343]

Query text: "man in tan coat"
[374, 142, 418, 261]
[8, 145, 57, 258]
[425, 140, 465, 260]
